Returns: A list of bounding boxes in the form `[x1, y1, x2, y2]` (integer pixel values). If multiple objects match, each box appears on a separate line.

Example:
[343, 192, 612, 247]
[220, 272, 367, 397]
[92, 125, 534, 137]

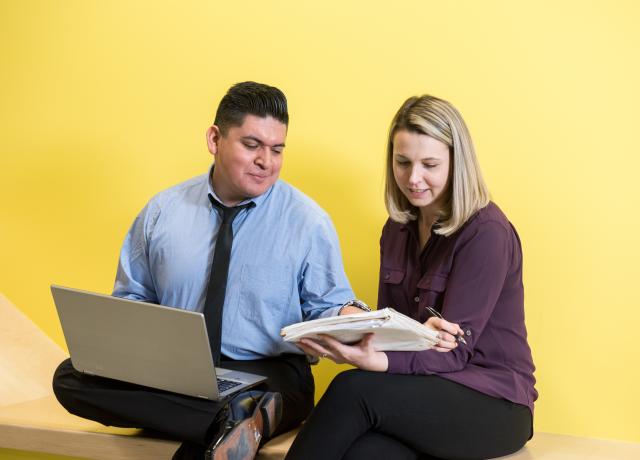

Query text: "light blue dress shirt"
[113, 166, 354, 359]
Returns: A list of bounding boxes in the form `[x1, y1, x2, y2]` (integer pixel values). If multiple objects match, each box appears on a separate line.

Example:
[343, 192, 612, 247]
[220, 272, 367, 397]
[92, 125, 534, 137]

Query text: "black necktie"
[204, 195, 254, 366]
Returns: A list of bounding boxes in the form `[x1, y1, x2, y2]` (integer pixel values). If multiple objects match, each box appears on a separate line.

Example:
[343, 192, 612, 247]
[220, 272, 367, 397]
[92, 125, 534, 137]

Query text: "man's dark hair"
[214, 81, 288, 134]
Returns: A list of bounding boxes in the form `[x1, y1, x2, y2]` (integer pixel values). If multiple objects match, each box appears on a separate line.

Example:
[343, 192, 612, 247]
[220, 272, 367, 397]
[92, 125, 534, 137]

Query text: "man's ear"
[206, 125, 221, 156]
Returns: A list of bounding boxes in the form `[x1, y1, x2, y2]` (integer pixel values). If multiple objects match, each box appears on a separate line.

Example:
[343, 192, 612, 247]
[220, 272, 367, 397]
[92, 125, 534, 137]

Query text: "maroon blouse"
[379, 202, 537, 413]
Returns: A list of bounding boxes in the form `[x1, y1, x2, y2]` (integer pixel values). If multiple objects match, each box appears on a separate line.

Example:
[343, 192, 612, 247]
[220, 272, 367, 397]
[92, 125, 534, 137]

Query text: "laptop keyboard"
[217, 377, 242, 393]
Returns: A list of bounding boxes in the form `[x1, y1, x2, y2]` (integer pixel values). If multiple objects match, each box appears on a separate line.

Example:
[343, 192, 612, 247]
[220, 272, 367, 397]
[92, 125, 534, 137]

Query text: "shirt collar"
[401, 218, 441, 243]
[206, 163, 275, 209]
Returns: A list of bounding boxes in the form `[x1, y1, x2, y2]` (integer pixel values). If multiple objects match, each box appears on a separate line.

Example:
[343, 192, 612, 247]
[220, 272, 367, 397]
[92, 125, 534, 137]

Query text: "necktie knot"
[208, 195, 255, 225]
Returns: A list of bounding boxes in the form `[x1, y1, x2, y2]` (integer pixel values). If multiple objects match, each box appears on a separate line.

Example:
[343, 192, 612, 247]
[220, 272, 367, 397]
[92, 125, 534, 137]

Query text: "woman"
[287, 95, 537, 460]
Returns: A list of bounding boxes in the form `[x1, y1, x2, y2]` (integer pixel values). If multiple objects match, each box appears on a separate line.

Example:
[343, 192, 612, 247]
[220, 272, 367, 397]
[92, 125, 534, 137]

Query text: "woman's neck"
[417, 207, 437, 250]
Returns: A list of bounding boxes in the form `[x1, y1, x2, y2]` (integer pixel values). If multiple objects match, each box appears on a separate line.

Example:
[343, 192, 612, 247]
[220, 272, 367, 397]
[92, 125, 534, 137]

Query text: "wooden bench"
[0, 393, 297, 459]
[0, 293, 292, 459]
[2, 293, 639, 459]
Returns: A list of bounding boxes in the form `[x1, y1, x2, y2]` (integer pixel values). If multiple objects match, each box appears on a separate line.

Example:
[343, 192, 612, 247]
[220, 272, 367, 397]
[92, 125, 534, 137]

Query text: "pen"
[425, 306, 467, 345]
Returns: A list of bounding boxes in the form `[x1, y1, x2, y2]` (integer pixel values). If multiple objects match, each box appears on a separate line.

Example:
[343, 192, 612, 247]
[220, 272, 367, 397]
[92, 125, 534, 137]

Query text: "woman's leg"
[342, 431, 440, 460]
[286, 369, 531, 460]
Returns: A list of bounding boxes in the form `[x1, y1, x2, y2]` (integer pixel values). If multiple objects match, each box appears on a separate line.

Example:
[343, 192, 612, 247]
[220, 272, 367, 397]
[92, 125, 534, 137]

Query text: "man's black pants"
[286, 370, 532, 460]
[53, 354, 314, 445]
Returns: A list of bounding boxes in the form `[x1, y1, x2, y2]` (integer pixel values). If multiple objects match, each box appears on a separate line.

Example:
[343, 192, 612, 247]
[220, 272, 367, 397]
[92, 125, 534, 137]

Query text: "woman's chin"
[405, 195, 434, 208]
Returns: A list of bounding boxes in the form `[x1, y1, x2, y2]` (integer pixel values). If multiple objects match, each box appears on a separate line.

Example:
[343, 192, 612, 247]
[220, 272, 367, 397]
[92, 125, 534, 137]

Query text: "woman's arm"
[296, 316, 462, 372]
[297, 333, 389, 371]
[386, 220, 513, 375]
[296, 310, 464, 371]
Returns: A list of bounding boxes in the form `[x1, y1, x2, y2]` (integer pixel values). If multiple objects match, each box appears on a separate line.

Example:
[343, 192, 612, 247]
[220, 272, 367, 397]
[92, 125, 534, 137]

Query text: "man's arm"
[298, 214, 355, 321]
[112, 202, 159, 303]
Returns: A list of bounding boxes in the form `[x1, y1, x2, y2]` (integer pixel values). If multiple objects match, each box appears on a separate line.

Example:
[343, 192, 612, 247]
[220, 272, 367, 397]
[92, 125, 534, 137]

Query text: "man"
[52, 82, 366, 459]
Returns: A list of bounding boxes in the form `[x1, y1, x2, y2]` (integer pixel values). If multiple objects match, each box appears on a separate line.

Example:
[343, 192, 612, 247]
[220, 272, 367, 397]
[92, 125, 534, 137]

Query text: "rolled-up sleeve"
[299, 214, 354, 321]
[386, 221, 512, 374]
[112, 202, 160, 303]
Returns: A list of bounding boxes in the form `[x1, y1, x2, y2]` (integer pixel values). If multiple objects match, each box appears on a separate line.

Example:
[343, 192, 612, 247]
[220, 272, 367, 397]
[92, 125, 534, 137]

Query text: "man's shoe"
[205, 392, 282, 460]
[258, 391, 282, 439]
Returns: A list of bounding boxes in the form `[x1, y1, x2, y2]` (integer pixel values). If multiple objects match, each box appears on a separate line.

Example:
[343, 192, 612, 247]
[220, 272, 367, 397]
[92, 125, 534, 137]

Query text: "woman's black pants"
[286, 370, 532, 460]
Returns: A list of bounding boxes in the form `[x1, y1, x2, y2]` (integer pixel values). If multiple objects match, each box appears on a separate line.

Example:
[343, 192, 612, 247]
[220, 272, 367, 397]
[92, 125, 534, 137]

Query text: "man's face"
[207, 115, 287, 206]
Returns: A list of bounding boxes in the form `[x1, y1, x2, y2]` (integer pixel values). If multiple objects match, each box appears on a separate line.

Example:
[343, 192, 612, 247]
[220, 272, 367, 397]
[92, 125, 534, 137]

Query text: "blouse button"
[414, 296, 420, 302]
[465, 329, 471, 336]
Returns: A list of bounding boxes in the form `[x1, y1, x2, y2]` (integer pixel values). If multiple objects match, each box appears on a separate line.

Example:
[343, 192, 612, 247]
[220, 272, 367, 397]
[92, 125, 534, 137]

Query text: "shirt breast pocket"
[237, 263, 294, 322]
[417, 273, 448, 321]
[379, 267, 406, 308]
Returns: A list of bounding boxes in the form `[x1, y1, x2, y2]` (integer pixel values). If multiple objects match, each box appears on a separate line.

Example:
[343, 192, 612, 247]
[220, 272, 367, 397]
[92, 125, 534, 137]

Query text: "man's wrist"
[338, 299, 371, 315]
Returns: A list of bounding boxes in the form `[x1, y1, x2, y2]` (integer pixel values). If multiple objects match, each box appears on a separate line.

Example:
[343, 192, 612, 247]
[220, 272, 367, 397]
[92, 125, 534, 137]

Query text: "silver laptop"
[51, 285, 266, 400]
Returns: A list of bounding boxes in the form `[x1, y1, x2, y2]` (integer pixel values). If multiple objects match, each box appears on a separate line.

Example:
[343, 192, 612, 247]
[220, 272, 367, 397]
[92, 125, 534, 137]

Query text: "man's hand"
[297, 333, 388, 372]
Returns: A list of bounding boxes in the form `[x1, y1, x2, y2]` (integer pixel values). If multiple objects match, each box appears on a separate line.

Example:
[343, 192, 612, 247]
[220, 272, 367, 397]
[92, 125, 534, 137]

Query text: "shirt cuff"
[316, 305, 343, 319]
[385, 351, 412, 374]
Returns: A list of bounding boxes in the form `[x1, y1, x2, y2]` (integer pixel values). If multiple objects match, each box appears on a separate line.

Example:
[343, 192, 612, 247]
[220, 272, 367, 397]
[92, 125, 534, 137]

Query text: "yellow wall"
[1, 0, 639, 445]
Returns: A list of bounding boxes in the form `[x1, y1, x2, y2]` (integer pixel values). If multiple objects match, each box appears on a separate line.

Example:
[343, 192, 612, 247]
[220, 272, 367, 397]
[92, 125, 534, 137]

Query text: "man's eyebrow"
[241, 136, 285, 148]
[241, 136, 263, 144]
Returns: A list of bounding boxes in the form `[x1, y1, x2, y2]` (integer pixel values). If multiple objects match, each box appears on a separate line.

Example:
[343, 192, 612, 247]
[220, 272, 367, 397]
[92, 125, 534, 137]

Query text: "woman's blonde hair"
[385, 95, 490, 236]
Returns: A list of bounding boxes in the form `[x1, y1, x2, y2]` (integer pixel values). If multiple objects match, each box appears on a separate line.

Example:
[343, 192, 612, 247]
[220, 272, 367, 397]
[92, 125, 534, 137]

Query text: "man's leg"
[176, 354, 315, 459]
[53, 354, 313, 444]
[219, 353, 315, 436]
[53, 358, 226, 443]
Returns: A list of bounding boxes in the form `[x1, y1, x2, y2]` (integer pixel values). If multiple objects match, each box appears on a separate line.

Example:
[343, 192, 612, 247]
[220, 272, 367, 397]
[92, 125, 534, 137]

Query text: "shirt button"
[465, 330, 471, 336]
[414, 296, 420, 302]
[384, 273, 390, 280]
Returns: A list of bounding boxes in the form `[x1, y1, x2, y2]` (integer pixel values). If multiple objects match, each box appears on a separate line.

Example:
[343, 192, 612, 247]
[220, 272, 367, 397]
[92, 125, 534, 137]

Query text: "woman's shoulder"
[464, 201, 513, 234]
[380, 216, 410, 239]
[450, 202, 521, 258]
[382, 216, 404, 231]
[444, 202, 517, 251]
[379, 217, 414, 254]
[446, 202, 520, 263]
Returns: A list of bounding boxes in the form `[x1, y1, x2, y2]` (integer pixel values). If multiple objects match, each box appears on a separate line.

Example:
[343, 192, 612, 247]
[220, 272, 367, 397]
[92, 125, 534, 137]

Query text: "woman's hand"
[297, 333, 389, 372]
[425, 317, 464, 352]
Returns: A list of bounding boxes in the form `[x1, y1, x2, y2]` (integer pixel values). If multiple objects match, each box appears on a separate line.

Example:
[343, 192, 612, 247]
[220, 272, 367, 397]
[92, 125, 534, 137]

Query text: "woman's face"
[392, 130, 450, 212]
